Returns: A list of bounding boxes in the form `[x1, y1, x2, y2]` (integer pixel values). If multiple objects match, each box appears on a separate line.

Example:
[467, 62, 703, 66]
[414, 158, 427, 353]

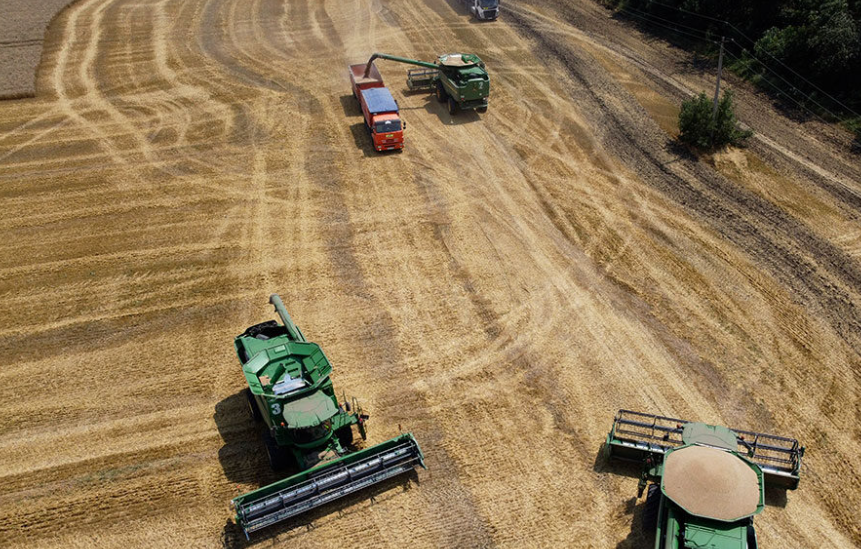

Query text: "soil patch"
[0, 0, 78, 98]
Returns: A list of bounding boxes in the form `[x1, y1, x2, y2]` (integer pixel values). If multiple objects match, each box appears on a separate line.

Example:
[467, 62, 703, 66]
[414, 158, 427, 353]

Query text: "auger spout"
[363, 53, 438, 77]
[268, 294, 305, 342]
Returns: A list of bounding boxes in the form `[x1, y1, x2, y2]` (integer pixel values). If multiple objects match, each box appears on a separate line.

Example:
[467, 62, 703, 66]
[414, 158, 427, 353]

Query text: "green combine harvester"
[605, 410, 805, 549]
[362, 52, 490, 115]
[229, 295, 425, 538]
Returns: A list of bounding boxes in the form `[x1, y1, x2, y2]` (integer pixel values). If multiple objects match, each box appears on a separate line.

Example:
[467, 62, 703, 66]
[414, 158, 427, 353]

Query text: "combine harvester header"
[606, 409, 804, 489]
[229, 295, 425, 538]
[233, 434, 423, 536]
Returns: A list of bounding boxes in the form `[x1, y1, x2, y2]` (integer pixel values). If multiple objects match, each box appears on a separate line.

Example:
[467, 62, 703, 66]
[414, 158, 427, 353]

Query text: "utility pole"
[712, 36, 726, 122]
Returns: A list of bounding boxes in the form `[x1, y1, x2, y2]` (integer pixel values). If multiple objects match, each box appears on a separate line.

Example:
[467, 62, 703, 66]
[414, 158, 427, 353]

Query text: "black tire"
[642, 483, 660, 533]
[448, 97, 459, 115]
[245, 388, 262, 422]
[435, 81, 447, 103]
[476, 106, 488, 113]
[336, 426, 354, 448]
[264, 432, 289, 471]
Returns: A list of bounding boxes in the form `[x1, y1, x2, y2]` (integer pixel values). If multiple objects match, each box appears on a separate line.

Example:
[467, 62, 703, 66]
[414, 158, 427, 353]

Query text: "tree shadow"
[665, 138, 700, 162]
[220, 470, 420, 548]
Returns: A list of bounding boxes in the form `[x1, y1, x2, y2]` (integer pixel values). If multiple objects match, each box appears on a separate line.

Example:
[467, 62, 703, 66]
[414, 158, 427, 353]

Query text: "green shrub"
[678, 90, 753, 150]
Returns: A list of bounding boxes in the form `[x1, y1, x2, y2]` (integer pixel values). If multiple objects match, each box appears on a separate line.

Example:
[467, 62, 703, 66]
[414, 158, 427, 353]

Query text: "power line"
[626, 0, 860, 117]
[721, 50, 833, 125]
[724, 45, 844, 121]
[724, 22, 860, 117]
[618, 4, 718, 38]
[615, 6, 717, 44]
[644, 0, 734, 27]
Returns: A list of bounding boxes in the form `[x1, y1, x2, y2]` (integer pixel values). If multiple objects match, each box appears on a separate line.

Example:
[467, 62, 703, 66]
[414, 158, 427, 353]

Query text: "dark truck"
[463, 0, 499, 20]
[348, 62, 405, 152]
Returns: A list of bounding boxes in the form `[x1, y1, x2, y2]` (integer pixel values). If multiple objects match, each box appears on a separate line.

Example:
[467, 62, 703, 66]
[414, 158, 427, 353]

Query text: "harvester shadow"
[214, 392, 283, 486]
[593, 442, 641, 480]
[765, 487, 788, 508]
[403, 92, 483, 126]
[220, 470, 420, 548]
[592, 444, 652, 548]
[615, 500, 654, 549]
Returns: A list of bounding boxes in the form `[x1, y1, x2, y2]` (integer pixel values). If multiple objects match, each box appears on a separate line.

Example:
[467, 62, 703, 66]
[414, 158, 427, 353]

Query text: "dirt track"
[0, 0, 859, 547]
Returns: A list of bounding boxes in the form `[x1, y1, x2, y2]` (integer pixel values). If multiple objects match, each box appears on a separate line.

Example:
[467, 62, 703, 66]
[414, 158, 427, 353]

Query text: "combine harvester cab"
[605, 410, 805, 549]
[230, 295, 425, 538]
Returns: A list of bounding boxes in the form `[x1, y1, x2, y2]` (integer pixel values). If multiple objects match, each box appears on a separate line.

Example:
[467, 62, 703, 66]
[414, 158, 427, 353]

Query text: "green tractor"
[605, 410, 805, 549]
[362, 52, 490, 115]
[229, 295, 425, 538]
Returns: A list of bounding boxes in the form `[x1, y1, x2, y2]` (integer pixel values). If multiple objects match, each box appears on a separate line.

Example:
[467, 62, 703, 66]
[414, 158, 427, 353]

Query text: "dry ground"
[1, 0, 859, 547]
[0, 0, 81, 98]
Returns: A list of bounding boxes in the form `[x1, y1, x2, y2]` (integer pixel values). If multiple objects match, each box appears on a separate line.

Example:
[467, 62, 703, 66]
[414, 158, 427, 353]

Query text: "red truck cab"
[349, 63, 405, 152]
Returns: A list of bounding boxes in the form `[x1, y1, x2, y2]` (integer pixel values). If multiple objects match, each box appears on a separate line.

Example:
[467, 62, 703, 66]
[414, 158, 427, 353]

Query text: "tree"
[678, 91, 753, 150]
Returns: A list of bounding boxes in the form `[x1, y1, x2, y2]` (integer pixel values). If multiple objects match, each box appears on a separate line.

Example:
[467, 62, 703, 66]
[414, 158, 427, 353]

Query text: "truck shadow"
[220, 470, 420, 548]
[339, 93, 361, 117]
[347, 122, 380, 157]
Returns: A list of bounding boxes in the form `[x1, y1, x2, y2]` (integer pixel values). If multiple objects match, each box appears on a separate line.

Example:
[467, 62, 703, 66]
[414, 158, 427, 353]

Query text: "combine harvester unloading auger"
[229, 295, 425, 538]
[361, 52, 490, 115]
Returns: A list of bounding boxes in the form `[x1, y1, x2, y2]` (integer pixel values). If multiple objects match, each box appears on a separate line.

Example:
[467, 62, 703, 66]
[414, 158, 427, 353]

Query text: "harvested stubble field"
[1, 0, 860, 547]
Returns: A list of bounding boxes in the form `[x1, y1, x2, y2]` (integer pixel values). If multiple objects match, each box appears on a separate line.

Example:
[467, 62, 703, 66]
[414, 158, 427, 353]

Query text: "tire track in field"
[508, 6, 861, 359]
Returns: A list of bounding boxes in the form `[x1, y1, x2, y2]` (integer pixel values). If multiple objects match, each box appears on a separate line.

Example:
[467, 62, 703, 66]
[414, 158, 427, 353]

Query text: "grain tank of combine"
[361, 52, 490, 115]
[229, 295, 425, 538]
[605, 410, 805, 549]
